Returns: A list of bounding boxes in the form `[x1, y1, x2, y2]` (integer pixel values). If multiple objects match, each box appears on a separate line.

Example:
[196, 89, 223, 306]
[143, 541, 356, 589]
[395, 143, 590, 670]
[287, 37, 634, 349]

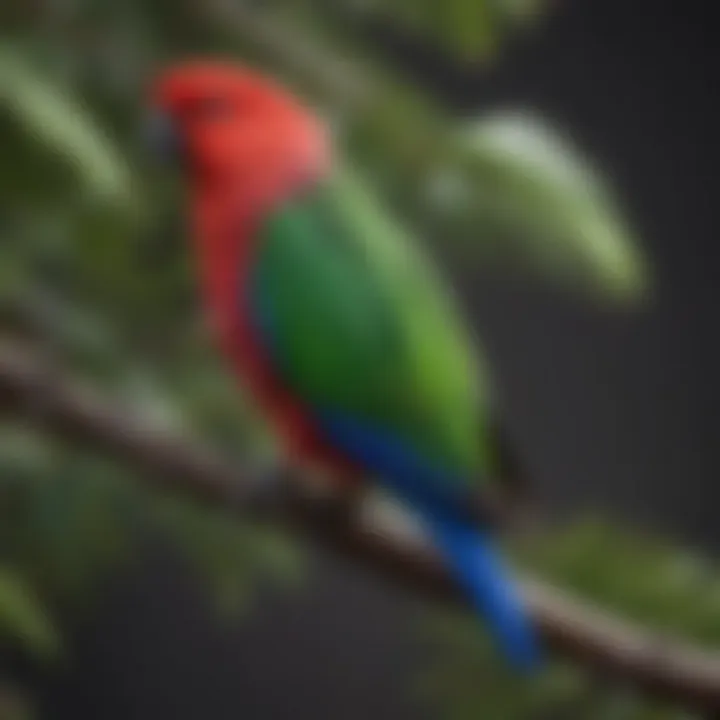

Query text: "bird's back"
[251, 166, 492, 484]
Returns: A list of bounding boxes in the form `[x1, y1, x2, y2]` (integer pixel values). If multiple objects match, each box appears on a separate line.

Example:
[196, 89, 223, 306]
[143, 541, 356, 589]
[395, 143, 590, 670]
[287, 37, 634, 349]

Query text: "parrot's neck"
[191, 173, 317, 346]
[190, 118, 329, 337]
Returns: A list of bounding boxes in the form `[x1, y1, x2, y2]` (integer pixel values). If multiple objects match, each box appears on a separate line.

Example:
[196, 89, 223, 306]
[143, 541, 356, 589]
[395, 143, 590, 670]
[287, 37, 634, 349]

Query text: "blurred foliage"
[0, 46, 134, 212]
[0, 567, 59, 661]
[420, 618, 701, 720]
[0, 1, 710, 719]
[309, 0, 548, 62]
[0, 681, 35, 720]
[419, 519, 718, 720]
[448, 113, 648, 301]
[515, 518, 720, 647]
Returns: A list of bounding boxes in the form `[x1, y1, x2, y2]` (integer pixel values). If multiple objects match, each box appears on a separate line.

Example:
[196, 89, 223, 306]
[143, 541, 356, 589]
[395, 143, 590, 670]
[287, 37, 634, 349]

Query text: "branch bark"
[1, 341, 719, 712]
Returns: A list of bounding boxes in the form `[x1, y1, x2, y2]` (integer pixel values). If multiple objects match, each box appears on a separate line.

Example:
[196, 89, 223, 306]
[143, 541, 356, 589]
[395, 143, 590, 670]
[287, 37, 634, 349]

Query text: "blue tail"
[310, 410, 541, 670]
[426, 513, 541, 672]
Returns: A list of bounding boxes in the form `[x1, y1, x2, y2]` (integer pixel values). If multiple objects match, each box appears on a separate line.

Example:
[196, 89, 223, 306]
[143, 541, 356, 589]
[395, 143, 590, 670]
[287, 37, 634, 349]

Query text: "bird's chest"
[193, 192, 357, 476]
[206, 247, 354, 474]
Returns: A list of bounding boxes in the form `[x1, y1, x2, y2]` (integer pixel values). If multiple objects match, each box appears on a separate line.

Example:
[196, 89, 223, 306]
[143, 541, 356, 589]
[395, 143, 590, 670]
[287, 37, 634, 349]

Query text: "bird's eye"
[185, 96, 231, 120]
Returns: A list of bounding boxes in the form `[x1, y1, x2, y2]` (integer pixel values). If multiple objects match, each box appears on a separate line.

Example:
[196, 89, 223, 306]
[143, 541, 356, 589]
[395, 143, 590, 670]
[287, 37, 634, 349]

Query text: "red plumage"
[151, 62, 358, 478]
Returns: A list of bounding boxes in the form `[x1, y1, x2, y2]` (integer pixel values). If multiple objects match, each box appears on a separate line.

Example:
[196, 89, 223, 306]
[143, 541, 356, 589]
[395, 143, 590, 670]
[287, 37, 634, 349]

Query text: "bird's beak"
[141, 110, 183, 266]
[144, 109, 181, 165]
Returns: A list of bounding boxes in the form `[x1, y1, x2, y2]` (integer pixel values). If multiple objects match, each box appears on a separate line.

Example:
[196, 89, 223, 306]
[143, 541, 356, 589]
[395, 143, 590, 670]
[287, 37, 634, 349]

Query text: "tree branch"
[1, 341, 719, 711]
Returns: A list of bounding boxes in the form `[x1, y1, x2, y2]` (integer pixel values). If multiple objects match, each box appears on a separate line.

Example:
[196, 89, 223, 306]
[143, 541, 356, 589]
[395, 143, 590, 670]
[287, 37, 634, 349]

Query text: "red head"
[147, 61, 329, 192]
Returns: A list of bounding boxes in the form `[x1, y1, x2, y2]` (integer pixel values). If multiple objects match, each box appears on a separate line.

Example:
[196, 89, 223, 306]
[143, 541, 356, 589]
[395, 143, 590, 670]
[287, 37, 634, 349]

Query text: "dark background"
[36, 0, 720, 717]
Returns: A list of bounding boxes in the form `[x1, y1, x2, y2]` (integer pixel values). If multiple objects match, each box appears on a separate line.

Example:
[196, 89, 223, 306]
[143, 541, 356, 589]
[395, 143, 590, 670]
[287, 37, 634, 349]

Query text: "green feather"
[255, 166, 491, 481]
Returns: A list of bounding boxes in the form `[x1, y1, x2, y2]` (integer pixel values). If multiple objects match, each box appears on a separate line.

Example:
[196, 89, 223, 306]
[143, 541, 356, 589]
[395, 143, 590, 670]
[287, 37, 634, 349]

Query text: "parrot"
[146, 60, 541, 671]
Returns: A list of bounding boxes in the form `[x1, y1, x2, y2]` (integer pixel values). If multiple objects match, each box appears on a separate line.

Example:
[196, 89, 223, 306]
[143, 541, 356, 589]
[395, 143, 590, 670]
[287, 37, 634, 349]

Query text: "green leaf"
[435, 0, 498, 60]
[0, 567, 60, 659]
[441, 111, 651, 305]
[513, 518, 720, 648]
[0, 44, 136, 215]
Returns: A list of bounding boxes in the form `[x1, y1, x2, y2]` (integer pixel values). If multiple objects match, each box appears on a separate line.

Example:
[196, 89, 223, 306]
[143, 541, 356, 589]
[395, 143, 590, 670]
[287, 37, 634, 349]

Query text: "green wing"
[253, 166, 491, 480]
